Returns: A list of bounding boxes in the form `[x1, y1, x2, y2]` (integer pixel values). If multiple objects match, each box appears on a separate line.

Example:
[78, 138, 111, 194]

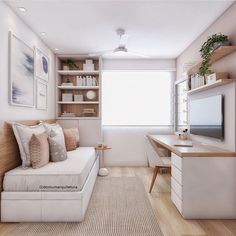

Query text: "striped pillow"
[29, 132, 49, 169]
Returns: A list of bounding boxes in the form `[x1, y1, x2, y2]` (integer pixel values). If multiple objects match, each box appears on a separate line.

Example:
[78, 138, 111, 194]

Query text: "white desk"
[149, 134, 236, 219]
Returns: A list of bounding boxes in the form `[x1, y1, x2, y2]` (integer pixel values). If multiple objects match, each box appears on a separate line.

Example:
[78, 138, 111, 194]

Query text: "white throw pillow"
[12, 122, 46, 167]
[43, 122, 66, 147]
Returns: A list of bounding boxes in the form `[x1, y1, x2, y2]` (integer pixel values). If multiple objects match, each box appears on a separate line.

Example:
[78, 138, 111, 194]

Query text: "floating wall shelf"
[187, 46, 236, 75]
[187, 79, 236, 95]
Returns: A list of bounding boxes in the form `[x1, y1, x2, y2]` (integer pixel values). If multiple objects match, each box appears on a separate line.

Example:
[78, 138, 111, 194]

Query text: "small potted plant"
[62, 59, 79, 70]
[199, 33, 229, 76]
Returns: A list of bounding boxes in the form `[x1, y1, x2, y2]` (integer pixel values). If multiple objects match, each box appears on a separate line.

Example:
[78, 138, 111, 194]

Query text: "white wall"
[176, 2, 236, 151]
[103, 126, 172, 166]
[188, 83, 236, 151]
[57, 119, 102, 147]
[0, 2, 55, 122]
[103, 58, 176, 71]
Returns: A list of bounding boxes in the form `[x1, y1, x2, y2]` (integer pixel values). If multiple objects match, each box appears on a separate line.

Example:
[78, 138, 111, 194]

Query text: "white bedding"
[3, 147, 96, 192]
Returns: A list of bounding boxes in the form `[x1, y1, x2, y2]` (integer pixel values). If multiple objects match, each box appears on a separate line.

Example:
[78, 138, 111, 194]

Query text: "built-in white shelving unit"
[56, 55, 102, 119]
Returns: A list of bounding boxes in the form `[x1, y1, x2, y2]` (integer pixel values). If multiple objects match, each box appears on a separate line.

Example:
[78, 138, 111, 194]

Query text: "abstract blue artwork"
[35, 48, 49, 82]
[10, 33, 34, 107]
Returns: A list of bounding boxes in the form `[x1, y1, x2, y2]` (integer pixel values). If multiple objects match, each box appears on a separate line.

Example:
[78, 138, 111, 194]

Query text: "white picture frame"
[35, 47, 49, 82]
[9, 32, 35, 107]
[36, 80, 48, 110]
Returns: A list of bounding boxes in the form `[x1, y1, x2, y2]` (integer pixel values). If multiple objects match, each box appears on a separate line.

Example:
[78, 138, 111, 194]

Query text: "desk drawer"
[171, 153, 182, 171]
[171, 165, 182, 185]
[171, 189, 183, 214]
[171, 177, 182, 199]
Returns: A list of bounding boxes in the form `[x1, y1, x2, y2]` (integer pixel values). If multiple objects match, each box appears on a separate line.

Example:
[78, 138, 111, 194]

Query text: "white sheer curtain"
[102, 71, 174, 126]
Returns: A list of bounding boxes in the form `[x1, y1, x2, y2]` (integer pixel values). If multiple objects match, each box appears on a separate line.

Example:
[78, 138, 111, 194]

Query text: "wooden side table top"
[95, 146, 112, 151]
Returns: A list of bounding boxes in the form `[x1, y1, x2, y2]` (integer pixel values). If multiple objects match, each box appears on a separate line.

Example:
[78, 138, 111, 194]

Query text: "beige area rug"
[8, 177, 164, 236]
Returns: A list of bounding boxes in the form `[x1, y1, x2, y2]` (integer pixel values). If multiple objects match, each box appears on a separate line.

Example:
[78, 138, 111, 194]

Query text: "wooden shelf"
[187, 79, 236, 95]
[58, 101, 99, 104]
[95, 146, 112, 151]
[58, 86, 99, 90]
[58, 70, 99, 75]
[188, 46, 236, 75]
[57, 117, 100, 120]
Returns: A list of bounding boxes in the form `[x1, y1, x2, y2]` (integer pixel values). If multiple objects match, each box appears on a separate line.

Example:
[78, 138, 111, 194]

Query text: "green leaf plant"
[198, 33, 229, 76]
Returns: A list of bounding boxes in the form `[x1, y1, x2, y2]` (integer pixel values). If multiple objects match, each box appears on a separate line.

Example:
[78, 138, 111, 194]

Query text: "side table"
[95, 146, 112, 176]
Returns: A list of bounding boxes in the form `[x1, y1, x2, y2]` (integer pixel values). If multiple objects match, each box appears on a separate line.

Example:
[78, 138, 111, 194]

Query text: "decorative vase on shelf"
[63, 65, 70, 70]
[212, 40, 230, 52]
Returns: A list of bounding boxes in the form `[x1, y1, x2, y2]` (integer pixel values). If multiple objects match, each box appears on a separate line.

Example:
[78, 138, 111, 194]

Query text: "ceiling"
[4, 0, 234, 58]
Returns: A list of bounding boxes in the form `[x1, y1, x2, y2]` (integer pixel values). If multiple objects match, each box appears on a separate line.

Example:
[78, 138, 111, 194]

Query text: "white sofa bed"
[1, 147, 99, 222]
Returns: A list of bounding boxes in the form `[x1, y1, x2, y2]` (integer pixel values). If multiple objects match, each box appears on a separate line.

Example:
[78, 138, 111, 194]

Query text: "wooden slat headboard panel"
[0, 119, 56, 191]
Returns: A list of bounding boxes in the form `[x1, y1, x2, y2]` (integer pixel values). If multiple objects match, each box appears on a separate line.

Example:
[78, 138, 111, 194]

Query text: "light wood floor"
[0, 167, 236, 236]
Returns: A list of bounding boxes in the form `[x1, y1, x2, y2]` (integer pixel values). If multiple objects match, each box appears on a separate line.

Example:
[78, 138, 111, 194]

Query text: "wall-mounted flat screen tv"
[189, 95, 224, 140]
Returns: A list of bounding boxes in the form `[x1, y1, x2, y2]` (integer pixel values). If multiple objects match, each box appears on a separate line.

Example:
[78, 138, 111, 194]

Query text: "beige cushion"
[48, 131, 67, 162]
[29, 132, 49, 169]
[12, 122, 46, 167]
[64, 128, 79, 151]
[43, 122, 66, 145]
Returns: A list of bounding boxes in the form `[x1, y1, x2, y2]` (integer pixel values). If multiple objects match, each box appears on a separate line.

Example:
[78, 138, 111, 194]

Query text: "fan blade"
[127, 50, 149, 58]
[88, 50, 113, 57]
[119, 34, 129, 46]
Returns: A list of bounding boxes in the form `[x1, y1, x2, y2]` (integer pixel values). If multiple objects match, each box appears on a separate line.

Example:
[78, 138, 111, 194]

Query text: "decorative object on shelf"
[206, 72, 229, 85]
[190, 73, 205, 89]
[62, 93, 73, 102]
[85, 90, 96, 100]
[10, 32, 34, 107]
[76, 76, 83, 86]
[61, 111, 76, 117]
[76, 76, 97, 86]
[178, 129, 188, 140]
[97, 142, 104, 148]
[74, 94, 83, 102]
[35, 48, 49, 82]
[82, 108, 95, 114]
[62, 65, 69, 70]
[62, 59, 79, 70]
[36, 80, 47, 110]
[83, 59, 94, 71]
[199, 33, 229, 76]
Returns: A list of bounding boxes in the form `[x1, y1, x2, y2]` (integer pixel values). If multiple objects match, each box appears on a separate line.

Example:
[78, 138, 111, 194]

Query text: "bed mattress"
[3, 147, 96, 192]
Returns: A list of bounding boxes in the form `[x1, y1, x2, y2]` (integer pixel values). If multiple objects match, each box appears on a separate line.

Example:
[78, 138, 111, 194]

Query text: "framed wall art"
[35, 47, 49, 82]
[36, 80, 48, 110]
[9, 32, 35, 107]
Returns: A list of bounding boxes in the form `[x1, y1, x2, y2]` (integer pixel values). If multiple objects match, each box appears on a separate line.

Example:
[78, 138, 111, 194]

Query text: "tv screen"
[189, 95, 224, 139]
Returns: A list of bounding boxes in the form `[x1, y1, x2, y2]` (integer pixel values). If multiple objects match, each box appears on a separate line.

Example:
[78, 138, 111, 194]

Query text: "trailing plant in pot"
[198, 33, 229, 76]
[63, 59, 79, 70]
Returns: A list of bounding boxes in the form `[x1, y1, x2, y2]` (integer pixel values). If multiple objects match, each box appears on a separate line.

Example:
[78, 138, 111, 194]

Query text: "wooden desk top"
[149, 135, 236, 157]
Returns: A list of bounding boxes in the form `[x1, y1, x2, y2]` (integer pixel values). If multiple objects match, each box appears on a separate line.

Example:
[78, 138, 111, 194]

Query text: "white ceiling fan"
[89, 28, 149, 58]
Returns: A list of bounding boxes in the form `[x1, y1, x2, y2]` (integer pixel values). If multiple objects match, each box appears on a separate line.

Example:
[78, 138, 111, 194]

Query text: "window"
[102, 71, 173, 126]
